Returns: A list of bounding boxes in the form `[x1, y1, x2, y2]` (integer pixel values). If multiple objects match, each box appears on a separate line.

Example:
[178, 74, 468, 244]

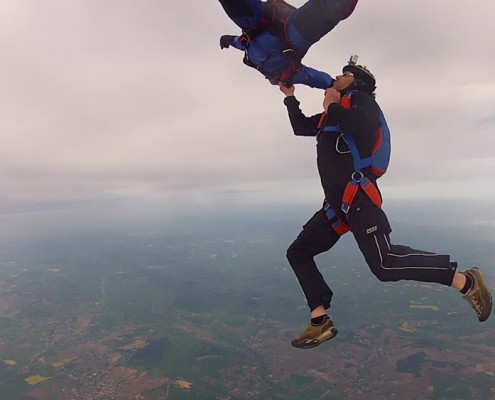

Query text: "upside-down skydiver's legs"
[287, 0, 359, 57]
[218, 0, 265, 30]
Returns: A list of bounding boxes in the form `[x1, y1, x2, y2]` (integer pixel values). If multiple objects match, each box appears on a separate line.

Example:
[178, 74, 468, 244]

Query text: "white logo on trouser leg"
[366, 226, 378, 235]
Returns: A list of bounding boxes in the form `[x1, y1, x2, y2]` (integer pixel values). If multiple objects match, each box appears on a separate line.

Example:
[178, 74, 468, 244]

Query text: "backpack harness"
[238, 0, 301, 85]
[318, 92, 391, 236]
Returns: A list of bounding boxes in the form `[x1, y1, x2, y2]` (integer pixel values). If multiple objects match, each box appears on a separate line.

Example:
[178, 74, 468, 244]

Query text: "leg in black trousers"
[286, 209, 341, 311]
[349, 205, 457, 286]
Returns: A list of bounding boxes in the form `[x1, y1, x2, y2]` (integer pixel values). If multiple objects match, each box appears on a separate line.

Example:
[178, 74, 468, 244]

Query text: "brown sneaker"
[463, 267, 492, 322]
[291, 316, 338, 349]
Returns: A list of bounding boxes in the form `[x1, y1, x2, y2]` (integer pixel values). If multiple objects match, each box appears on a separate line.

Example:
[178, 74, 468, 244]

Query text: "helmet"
[342, 55, 376, 94]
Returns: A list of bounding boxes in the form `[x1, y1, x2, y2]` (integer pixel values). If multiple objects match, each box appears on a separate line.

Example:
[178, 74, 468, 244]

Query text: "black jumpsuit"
[283, 91, 457, 311]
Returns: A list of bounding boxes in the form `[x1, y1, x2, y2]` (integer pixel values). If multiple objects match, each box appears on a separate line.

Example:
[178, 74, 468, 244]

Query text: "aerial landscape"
[1, 0, 494, 399]
[0, 199, 494, 399]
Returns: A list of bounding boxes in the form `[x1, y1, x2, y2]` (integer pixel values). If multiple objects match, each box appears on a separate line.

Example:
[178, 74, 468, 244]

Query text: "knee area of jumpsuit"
[286, 245, 304, 263]
[286, 246, 315, 269]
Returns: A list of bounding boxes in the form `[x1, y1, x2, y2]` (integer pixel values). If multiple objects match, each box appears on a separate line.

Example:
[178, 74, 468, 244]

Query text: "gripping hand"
[220, 35, 236, 49]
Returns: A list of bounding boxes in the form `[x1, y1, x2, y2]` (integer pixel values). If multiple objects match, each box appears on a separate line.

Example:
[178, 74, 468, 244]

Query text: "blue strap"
[323, 199, 350, 235]
[323, 200, 340, 224]
[320, 125, 341, 133]
[317, 90, 374, 173]
[319, 124, 372, 172]
[342, 131, 372, 172]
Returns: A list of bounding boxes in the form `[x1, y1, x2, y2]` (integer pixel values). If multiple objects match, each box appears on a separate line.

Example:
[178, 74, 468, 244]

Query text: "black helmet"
[342, 55, 376, 94]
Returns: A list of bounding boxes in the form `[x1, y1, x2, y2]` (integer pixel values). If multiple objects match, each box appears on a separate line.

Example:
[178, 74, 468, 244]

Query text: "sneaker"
[463, 267, 492, 322]
[291, 316, 338, 349]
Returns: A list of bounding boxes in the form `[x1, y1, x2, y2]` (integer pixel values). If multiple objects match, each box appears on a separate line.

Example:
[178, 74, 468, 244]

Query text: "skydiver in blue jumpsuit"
[218, 0, 359, 89]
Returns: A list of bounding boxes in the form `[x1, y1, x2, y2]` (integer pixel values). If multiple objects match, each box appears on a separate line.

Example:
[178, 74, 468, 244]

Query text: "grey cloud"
[0, 0, 494, 209]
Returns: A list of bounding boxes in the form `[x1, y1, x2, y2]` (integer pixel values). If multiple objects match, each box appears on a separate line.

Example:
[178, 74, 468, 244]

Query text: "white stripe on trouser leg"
[384, 234, 391, 251]
[373, 234, 447, 271]
[373, 234, 385, 269]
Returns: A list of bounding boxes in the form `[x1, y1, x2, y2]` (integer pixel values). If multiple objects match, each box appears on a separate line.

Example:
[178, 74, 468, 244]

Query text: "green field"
[0, 200, 494, 399]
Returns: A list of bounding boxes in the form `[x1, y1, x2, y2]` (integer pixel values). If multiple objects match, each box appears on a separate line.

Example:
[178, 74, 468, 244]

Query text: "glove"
[220, 35, 236, 49]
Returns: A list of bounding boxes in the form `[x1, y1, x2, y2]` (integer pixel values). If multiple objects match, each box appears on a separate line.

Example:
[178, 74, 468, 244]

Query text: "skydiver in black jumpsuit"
[278, 58, 492, 349]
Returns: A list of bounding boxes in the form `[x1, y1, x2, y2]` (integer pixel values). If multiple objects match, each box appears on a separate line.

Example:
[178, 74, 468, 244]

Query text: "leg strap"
[341, 176, 382, 214]
[360, 176, 382, 208]
[341, 180, 359, 214]
[323, 200, 350, 236]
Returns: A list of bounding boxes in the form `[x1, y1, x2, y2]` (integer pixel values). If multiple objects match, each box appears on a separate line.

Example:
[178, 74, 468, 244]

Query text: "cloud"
[0, 0, 494, 209]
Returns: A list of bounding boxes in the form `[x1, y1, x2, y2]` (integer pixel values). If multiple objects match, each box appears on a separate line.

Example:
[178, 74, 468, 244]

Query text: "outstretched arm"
[292, 65, 334, 90]
[219, 35, 245, 51]
[279, 83, 322, 136]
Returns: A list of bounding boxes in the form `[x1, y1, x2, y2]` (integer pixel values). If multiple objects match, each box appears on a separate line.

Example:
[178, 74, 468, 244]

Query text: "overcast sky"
[1, 0, 494, 211]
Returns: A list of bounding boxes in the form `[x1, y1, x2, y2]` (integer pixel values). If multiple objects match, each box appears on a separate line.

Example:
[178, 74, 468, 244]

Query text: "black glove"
[220, 35, 236, 49]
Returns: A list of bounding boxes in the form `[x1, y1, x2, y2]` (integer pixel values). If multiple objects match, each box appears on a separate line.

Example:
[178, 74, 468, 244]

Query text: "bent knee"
[286, 245, 299, 263]
[286, 244, 311, 265]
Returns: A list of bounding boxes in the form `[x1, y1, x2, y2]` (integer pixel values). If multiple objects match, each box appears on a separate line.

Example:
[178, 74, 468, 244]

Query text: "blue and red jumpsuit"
[219, 0, 358, 89]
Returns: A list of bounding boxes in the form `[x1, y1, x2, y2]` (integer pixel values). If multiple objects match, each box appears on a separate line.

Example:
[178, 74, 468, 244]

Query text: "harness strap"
[323, 199, 350, 236]
[238, 3, 276, 45]
[360, 177, 382, 208]
[341, 180, 359, 214]
[238, 1, 300, 85]
[317, 112, 328, 129]
[278, 19, 301, 86]
[341, 130, 373, 172]
[341, 176, 382, 214]
[318, 92, 384, 214]
[340, 128, 382, 213]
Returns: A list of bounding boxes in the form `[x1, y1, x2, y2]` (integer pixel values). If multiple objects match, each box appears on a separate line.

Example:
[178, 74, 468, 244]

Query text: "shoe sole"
[476, 270, 492, 322]
[481, 293, 493, 322]
[291, 327, 338, 349]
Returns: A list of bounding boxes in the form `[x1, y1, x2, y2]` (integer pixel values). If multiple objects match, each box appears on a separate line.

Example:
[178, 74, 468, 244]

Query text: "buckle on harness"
[341, 202, 351, 214]
[282, 48, 295, 55]
[323, 198, 350, 236]
[351, 171, 364, 182]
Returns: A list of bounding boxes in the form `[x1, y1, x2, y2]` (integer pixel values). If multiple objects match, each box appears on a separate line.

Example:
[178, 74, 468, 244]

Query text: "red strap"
[337, 93, 384, 212]
[318, 95, 350, 129]
[323, 198, 350, 236]
[341, 177, 382, 213]
[360, 177, 382, 208]
[332, 219, 350, 236]
[280, 69, 293, 85]
[317, 112, 327, 129]
[341, 181, 359, 214]
[340, 95, 352, 109]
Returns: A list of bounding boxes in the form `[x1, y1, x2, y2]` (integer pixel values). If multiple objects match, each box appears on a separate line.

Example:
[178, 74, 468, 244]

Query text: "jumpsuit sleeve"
[232, 36, 246, 51]
[292, 65, 334, 90]
[283, 96, 322, 137]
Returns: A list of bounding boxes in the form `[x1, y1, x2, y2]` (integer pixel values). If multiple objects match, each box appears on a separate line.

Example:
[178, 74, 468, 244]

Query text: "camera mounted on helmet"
[342, 55, 376, 95]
